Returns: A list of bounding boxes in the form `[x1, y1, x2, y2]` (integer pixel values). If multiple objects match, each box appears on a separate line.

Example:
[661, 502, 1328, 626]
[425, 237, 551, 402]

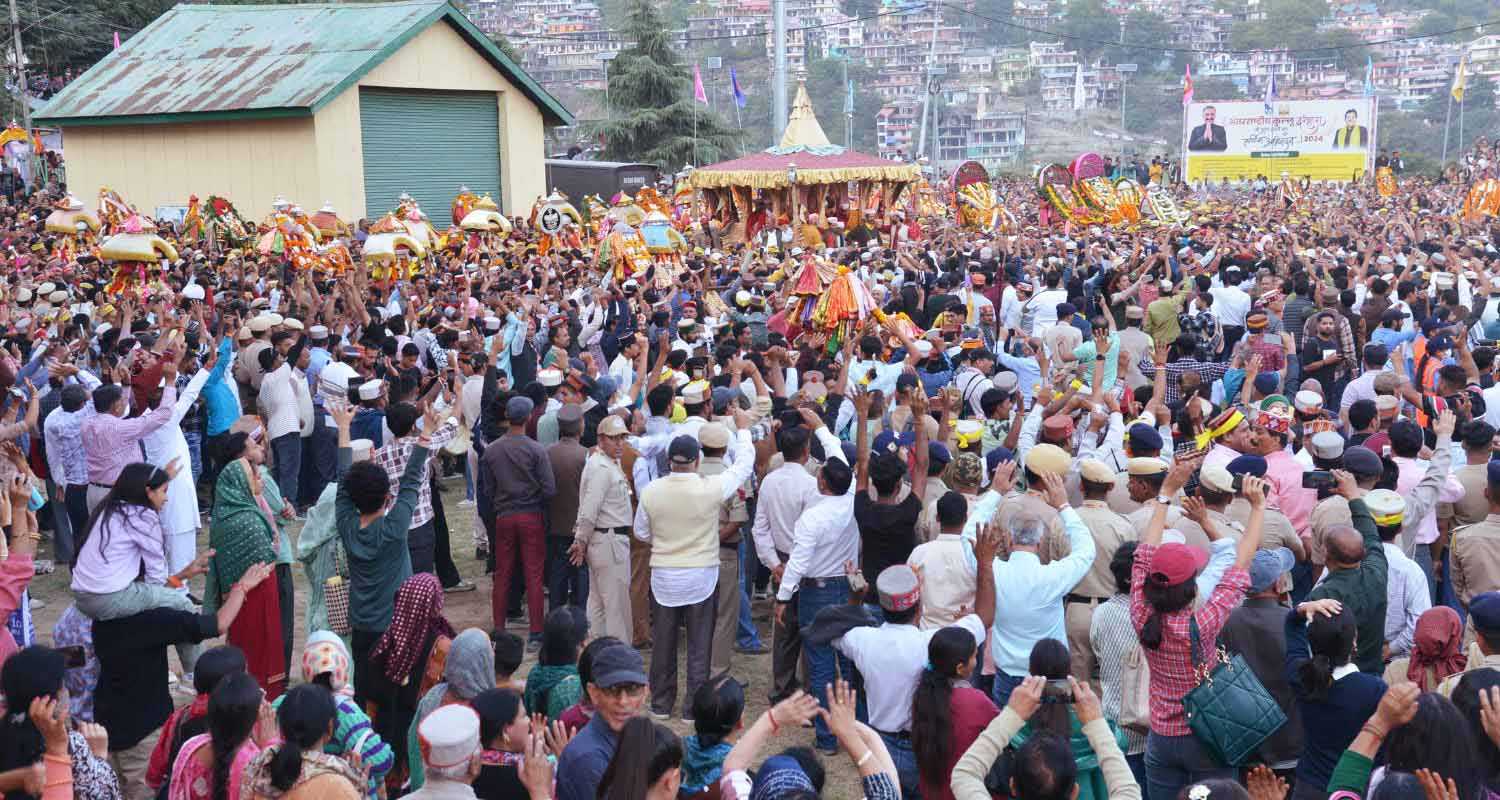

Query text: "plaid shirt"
[371, 415, 459, 529]
[1130, 540, 1250, 736]
[1243, 331, 1286, 373]
[1178, 308, 1222, 360]
[1137, 356, 1230, 407]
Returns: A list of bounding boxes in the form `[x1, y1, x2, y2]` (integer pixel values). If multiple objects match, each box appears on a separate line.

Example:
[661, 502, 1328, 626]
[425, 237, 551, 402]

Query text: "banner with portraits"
[1181, 98, 1377, 183]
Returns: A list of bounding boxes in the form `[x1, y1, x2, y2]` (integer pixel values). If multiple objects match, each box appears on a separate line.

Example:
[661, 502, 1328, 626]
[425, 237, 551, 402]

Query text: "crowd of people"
[0, 147, 1497, 800]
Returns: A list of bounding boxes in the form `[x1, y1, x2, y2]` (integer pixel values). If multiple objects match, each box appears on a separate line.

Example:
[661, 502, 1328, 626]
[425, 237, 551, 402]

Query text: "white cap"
[358, 379, 385, 401]
[308, 324, 329, 339]
[349, 439, 374, 462]
[181, 284, 205, 301]
[538, 368, 563, 388]
[417, 704, 481, 773]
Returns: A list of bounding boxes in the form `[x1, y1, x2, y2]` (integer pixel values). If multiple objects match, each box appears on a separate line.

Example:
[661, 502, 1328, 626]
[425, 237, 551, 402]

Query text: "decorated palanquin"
[181, 194, 253, 255]
[452, 193, 511, 260]
[951, 161, 1005, 230]
[1076, 177, 1142, 226]
[671, 182, 696, 230]
[1376, 167, 1397, 198]
[1036, 164, 1103, 225]
[101, 211, 178, 297]
[257, 201, 325, 273]
[1463, 179, 1500, 221]
[640, 210, 689, 285]
[532, 191, 583, 255]
[687, 82, 918, 244]
[98, 188, 134, 235]
[582, 195, 610, 240]
[44, 194, 100, 263]
[452, 186, 481, 227]
[392, 193, 443, 252]
[1143, 183, 1189, 226]
[596, 194, 652, 282]
[364, 212, 427, 282]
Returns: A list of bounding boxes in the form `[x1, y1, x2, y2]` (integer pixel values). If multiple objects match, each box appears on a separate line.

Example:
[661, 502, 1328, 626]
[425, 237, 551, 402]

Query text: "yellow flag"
[1453, 54, 1468, 102]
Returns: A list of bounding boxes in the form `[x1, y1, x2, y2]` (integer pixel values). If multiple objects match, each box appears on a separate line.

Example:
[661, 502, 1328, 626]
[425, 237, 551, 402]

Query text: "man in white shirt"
[634, 412, 754, 720]
[964, 461, 1097, 707]
[773, 408, 857, 752]
[1365, 490, 1431, 659]
[834, 557, 997, 799]
[1026, 277, 1069, 336]
[256, 336, 307, 513]
[999, 281, 1029, 331]
[608, 333, 645, 396]
[752, 426, 822, 702]
[1209, 266, 1252, 356]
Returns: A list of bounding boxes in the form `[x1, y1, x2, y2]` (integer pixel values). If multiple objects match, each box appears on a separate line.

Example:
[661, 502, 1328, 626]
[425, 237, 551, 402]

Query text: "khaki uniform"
[1068, 500, 1135, 683]
[1225, 498, 1302, 555]
[1308, 495, 1352, 566]
[1126, 504, 1208, 550]
[1447, 464, 1491, 527]
[575, 450, 635, 644]
[1450, 514, 1500, 609]
[701, 456, 751, 679]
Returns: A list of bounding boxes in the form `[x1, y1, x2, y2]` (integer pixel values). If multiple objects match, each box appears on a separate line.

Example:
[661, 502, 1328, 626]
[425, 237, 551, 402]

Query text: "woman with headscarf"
[240, 684, 363, 800]
[271, 632, 393, 798]
[206, 454, 287, 699]
[405, 628, 497, 792]
[1384, 606, 1468, 691]
[366, 573, 455, 792]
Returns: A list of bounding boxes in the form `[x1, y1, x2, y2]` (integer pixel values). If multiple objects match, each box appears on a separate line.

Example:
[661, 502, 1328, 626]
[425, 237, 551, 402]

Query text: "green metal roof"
[35, 1, 572, 127]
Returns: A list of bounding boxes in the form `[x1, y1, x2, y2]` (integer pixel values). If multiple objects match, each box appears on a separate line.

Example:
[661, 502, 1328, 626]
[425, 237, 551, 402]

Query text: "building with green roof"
[37, 0, 573, 221]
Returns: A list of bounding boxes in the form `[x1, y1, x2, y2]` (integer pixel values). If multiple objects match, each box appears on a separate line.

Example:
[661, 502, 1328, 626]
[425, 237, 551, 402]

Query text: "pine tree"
[595, 0, 740, 168]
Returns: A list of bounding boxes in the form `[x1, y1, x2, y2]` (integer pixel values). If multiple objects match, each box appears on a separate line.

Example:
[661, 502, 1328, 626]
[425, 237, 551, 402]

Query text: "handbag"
[325, 537, 351, 636]
[1182, 616, 1287, 767]
[1118, 642, 1153, 733]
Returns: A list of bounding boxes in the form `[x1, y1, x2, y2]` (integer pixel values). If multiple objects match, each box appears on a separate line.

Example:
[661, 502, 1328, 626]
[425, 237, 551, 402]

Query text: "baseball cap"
[590, 644, 648, 688]
[505, 395, 534, 423]
[1248, 547, 1295, 593]
[1343, 446, 1384, 477]
[1150, 543, 1209, 585]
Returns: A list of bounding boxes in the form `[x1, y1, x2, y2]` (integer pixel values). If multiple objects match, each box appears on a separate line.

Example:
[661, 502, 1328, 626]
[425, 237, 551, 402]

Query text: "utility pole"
[843, 56, 851, 149]
[8, 0, 28, 132]
[773, 0, 787, 143]
[915, 4, 940, 160]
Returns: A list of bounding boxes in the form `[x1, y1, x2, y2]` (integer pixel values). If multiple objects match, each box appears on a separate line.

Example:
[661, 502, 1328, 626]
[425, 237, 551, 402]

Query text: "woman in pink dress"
[168, 672, 276, 800]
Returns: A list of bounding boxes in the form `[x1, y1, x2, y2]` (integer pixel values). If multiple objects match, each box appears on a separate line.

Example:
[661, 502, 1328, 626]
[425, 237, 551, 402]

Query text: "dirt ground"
[23, 474, 867, 800]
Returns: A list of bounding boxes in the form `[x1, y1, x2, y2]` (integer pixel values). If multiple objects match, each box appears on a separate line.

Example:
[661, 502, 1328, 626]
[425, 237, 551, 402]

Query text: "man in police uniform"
[1449, 460, 1500, 620]
[570, 413, 636, 643]
[1068, 459, 1135, 684]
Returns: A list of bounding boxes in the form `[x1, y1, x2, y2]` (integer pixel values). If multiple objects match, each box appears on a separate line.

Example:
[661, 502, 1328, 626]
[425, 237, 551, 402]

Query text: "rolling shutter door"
[359, 88, 502, 219]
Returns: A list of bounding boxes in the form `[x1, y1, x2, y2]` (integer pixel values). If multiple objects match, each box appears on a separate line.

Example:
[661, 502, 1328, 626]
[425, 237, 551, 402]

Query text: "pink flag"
[693, 64, 708, 104]
[1182, 63, 1194, 107]
[113, 31, 120, 49]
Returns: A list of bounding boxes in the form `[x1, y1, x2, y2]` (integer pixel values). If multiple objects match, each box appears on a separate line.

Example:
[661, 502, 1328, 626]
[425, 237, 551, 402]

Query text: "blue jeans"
[463, 453, 475, 502]
[798, 576, 855, 750]
[183, 428, 203, 485]
[880, 732, 922, 800]
[991, 669, 1025, 709]
[270, 432, 301, 510]
[736, 537, 763, 649]
[1144, 731, 1233, 800]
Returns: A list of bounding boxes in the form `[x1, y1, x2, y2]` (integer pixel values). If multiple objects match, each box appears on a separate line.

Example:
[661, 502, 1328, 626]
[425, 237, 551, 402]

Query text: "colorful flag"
[730, 67, 747, 108]
[1182, 64, 1194, 107]
[1363, 54, 1374, 96]
[113, 31, 120, 49]
[1452, 53, 1468, 103]
[1262, 72, 1276, 115]
[693, 64, 708, 104]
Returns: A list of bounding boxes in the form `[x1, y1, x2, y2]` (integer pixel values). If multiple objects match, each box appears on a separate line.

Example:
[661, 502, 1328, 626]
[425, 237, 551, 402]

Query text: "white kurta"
[143, 367, 211, 573]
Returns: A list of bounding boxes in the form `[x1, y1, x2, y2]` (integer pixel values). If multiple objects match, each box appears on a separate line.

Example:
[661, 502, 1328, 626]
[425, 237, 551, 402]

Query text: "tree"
[1110, 11, 1175, 73]
[1058, 0, 1120, 61]
[491, 32, 523, 65]
[1229, 0, 1330, 51]
[595, 0, 740, 168]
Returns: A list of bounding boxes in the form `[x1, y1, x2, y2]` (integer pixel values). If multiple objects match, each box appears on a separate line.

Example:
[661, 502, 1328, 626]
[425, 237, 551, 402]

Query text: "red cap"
[1151, 543, 1209, 585]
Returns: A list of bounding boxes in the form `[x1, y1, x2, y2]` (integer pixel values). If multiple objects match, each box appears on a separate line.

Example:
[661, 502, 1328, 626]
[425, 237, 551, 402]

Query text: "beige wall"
[60, 18, 551, 224]
[58, 117, 322, 220]
[315, 19, 549, 218]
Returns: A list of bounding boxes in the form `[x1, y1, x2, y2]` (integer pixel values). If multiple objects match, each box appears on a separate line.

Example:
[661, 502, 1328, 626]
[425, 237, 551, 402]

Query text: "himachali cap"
[876, 564, 921, 612]
[1365, 489, 1406, 527]
[538, 368, 564, 388]
[181, 284, 205, 301]
[1025, 443, 1070, 476]
[992, 372, 1019, 393]
[1124, 305, 1144, 320]
[1293, 390, 1323, 412]
[1306, 431, 1345, 460]
[308, 325, 329, 340]
[349, 439, 374, 462]
[1042, 414, 1074, 441]
[1343, 446, 1384, 477]
[357, 379, 385, 401]
[418, 704, 481, 772]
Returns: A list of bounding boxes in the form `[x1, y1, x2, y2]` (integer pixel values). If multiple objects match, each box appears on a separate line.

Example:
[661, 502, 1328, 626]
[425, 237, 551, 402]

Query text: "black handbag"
[1182, 616, 1287, 767]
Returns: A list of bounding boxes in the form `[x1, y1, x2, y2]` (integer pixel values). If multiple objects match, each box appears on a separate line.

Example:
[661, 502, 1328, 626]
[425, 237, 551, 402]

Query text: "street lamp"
[786, 162, 799, 230]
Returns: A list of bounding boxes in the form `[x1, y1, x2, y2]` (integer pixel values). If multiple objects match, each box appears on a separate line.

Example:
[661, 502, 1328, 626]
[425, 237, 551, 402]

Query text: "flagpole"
[1459, 90, 1466, 156]
[1441, 88, 1453, 166]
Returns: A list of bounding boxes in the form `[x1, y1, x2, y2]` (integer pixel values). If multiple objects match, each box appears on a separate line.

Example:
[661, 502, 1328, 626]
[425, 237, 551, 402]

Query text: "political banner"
[1181, 98, 1376, 183]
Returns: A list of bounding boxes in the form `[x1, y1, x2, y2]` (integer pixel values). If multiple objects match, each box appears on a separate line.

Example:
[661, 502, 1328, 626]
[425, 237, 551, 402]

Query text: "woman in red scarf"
[365, 573, 455, 792]
[1386, 607, 1468, 691]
